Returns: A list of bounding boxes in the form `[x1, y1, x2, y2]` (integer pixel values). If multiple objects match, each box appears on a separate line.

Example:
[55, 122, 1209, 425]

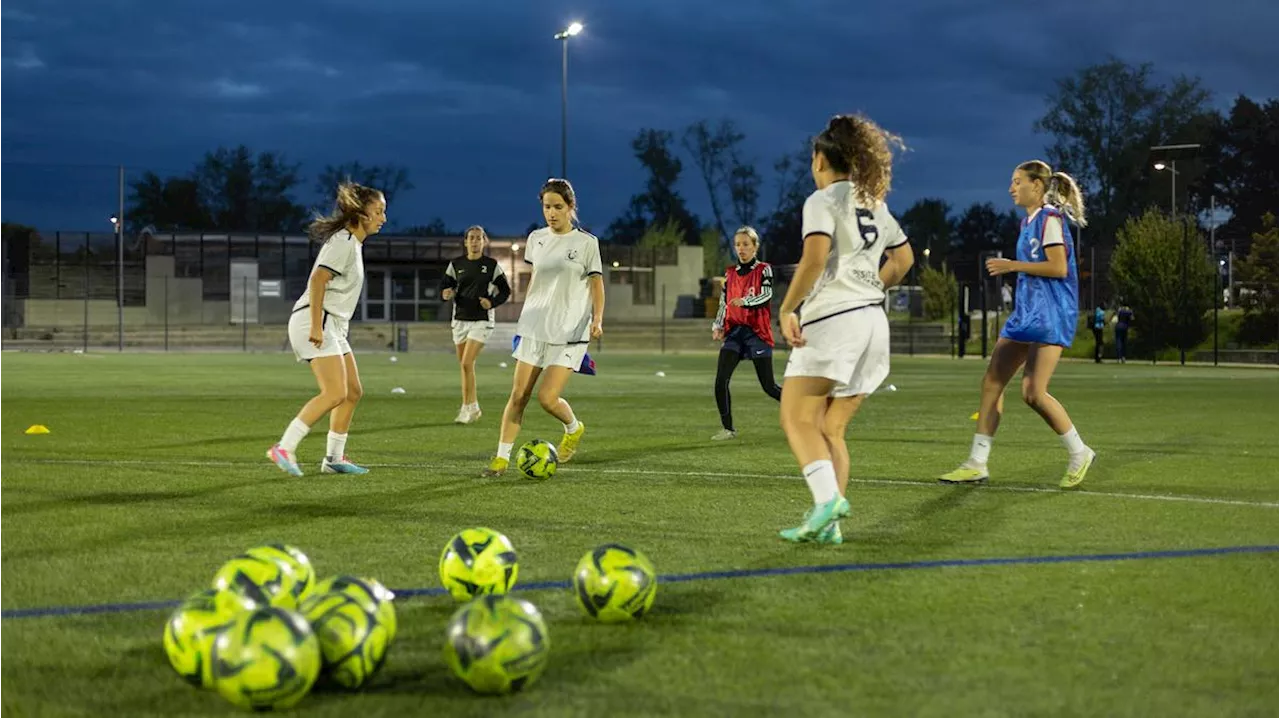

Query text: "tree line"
[116, 58, 1276, 349]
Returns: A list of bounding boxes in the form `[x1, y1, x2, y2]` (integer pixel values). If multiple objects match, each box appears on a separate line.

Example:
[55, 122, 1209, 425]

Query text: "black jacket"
[441, 255, 511, 321]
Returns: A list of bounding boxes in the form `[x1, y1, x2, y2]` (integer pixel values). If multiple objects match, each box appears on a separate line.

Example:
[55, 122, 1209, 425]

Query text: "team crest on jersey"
[566, 249, 579, 260]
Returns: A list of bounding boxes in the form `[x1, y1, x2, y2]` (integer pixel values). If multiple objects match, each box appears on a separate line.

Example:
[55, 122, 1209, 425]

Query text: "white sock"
[468, 402, 480, 412]
[969, 434, 993, 466]
[280, 418, 309, 454]
[564, 418, 580, 434]
[326, 431, 348, 460]
[497, 442, 514, 460]
[802, 460, 839, 505]
[1060, 427, 1087, 455]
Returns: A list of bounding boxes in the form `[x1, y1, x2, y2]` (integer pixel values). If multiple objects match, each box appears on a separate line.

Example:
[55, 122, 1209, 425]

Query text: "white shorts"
[512, 337, 588, 370]
[288, 310, 352, 362]
[784, 306, 889, 397]
[451, 320, 495, 346]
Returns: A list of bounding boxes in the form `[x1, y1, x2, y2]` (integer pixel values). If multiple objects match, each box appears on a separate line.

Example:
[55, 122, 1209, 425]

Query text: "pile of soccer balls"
[162, 528, 657, 708]
[439, 527, 658, 694]
[162, 544, 396, 711]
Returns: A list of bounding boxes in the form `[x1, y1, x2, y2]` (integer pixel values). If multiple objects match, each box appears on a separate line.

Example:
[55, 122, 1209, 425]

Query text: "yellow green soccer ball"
[311, 575, 398, 643]
[514, 439, 558, 480]
[572, 543, 658, 623]
[438, 528, 519, 602]
[442, 595, 550, 695]
[244, 544, 315, 603]
[299, 587, 393, 690]
[212, 550, 300, 610]
[210, 607, 321, 711]
[162, 588, 258, 688]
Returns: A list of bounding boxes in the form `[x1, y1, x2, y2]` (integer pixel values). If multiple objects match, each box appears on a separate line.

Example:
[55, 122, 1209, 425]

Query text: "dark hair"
[812, 114, 904, 204]
[540, 178, 578, 219]
[308, 181, 383, 241]
[465, 225, 488, 239]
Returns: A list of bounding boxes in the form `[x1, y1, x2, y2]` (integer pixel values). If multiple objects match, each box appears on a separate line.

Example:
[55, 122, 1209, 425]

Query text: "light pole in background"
[1151, 143, 1201, 216]
[553, 21, 584, 180]
[1150, 143, 1202, 366]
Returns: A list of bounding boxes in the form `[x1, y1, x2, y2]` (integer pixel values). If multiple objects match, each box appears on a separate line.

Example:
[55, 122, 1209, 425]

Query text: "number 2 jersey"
[1000, 205, 1079, 347]
[798, 180, 909, 326]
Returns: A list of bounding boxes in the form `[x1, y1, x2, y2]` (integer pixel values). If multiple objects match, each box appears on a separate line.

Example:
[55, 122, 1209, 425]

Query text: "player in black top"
[441, 226, 512, 424]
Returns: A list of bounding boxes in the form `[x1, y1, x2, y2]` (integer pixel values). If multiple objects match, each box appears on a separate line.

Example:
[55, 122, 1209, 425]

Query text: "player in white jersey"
[482, 179, 604, 477]
[266, 181, 386, 477]
[775, 114, 915, 544]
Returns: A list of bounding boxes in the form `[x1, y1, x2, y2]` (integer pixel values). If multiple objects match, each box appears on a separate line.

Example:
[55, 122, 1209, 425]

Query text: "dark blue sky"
[2, 0, 1276, 235]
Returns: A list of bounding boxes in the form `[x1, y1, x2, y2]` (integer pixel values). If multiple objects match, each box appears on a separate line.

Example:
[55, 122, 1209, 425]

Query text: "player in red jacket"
[710, 226, 783, 440]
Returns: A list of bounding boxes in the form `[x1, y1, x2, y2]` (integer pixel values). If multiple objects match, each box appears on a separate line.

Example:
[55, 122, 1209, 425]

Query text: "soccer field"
[1, 351, 1276, 717]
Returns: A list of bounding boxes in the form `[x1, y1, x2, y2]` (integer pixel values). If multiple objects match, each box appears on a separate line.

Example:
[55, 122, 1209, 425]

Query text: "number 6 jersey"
[798, 180, 909, 325]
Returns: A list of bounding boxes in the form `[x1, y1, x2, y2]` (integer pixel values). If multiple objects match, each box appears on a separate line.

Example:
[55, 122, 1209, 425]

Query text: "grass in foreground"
[1, 351, 1276, 716]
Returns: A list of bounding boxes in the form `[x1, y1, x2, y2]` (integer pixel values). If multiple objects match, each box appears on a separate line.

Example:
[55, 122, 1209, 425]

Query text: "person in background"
[1114, 302, 1133, 363]
[1092, 305, 1106, 363]
[709, 226, 782, 441]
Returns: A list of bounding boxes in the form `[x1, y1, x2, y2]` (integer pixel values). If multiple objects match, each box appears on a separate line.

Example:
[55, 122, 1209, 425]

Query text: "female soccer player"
[710, 226, 782, 440]
[775, 114, 915, 544]
[939, 160, 1096, 489]
[267, 181, 386, 476]
[441, 225, 512, 424]
[482, 178, 604, 476]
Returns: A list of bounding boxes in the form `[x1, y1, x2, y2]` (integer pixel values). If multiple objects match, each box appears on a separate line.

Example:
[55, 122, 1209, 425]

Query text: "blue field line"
[3, 544, 1274, 621]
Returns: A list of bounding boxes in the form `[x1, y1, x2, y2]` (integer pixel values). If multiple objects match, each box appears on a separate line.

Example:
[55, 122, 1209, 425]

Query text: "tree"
[606, 129, 701, 246]
[1198, 96, 1279, 248]
[639, 217, 685, 249]
[401, 218, 458, 236]
[1109, 208, 1216, 352]
[127, 172, 210, 231]
[315, 162, 414, 205]
[758, 142, 812, 265]
[919, 264, 959, 321]
[952, 203, 1019, 257]
[899, 198, 953, 267]
[194, 146, 309, 232]
[701, 226, 726, 277]
[682, 119, 761, 245]
[1034, 58, 1214, 244]
[1235, 213, 1278, 344]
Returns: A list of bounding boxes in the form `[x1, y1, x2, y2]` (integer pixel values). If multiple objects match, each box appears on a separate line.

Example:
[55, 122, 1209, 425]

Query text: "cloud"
[2, 7, 37, 22]
[1, 0, 1276, 233]
[5, 44, 45, 70]
[209, 78, 268, 100]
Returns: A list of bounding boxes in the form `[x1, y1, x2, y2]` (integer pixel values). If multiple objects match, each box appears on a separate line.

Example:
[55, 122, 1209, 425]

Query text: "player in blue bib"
[940, 161, 1097, 489]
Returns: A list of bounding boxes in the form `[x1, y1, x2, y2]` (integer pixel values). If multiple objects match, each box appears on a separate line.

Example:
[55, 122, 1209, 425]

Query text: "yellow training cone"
[25, 425, 50, 435]
[969, 412, 979, 421]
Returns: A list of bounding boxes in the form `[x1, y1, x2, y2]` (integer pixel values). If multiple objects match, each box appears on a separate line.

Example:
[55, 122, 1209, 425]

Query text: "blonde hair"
[734, 225, 760, 246]
[308, 181, 384, 241]
[812, 114, 905, 204]
[1017, 160, 1088, 227]
[465, 225, 488, 240]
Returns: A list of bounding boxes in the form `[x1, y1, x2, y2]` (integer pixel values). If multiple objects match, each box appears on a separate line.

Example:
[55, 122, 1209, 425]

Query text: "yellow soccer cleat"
[1060, 449, 1096, 489]
[558, 422, 586, 464]
[481, 456, 508, 478]
[938, 464, 989, 485]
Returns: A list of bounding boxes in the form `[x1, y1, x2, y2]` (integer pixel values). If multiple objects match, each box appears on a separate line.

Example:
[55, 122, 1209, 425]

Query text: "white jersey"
[292, 229, 365, 321]
[517, 226, 603, 344]
[798, 181, 908, 325]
